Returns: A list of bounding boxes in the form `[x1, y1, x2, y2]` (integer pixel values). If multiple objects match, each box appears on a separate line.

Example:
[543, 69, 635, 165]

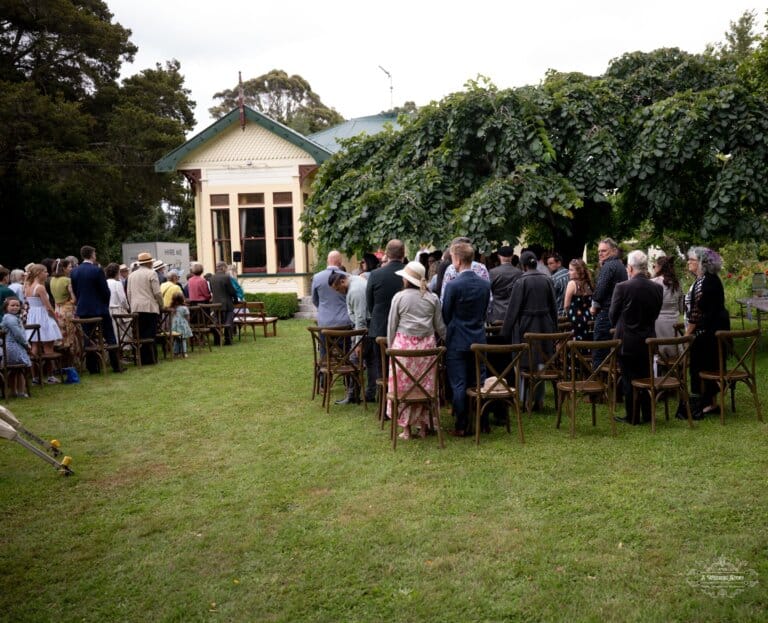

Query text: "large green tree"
[209, 69, 343, 134]
[302, 13, 768, 258]
[0, 1, 196, 266]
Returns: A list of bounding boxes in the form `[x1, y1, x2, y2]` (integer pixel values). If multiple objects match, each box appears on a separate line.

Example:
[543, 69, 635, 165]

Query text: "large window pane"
[243, 239, 267, 272]
[212, 209, 231, 265]
[239, 207, 266, 273]
[274, 206, 294, 273]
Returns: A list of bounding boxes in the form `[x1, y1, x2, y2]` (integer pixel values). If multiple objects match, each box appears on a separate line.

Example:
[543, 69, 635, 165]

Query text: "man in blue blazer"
[71, 245, 121, 373]
[442, 240, 490, 436]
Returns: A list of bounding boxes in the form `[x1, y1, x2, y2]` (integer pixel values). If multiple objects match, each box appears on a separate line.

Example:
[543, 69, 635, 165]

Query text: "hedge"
[243, 292, 299, 319]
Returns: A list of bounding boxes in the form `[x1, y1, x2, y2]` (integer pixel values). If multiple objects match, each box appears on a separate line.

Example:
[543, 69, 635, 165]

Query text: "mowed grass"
[1, 319, 767, 622]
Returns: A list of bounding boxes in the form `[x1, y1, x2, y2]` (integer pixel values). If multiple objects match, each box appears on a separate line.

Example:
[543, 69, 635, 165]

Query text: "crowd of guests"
[312, 237, 731, 439]
[0, 246, 246, 398]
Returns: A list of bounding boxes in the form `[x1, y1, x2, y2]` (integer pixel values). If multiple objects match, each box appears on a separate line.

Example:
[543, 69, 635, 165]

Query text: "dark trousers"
[85, 314, 120, 373]
[592, 309, 612, 370]
[446, 349, 478, 432]
[620, 353, 651, 422]
[213, 310, 234, 345]
[137, 312, 158, 365]
[365, 337, 382, 401]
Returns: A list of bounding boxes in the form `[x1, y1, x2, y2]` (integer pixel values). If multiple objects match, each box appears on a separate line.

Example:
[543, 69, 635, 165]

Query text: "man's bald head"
[385, 239, 405, 261]
[327, 250, 343, 268]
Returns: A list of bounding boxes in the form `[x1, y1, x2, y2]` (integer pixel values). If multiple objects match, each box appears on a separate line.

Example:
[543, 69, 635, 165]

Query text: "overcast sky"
[107, 1, 765, 133]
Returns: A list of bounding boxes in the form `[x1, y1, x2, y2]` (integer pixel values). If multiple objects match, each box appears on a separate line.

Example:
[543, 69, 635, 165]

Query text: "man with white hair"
[609, 250, 663, 424]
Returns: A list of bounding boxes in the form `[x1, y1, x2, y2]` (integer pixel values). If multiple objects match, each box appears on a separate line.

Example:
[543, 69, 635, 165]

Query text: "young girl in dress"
[24, 263, 63, 384]
[563, 259, 594, 341]
[170, 292, 192, 358]
[1, 297, 33, 397]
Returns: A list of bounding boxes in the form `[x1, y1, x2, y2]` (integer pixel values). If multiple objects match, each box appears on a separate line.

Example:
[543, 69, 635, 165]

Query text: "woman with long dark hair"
[651, 255, 684, 359]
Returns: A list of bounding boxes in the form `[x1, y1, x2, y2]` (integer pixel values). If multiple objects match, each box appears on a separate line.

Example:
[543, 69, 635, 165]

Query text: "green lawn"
[1, 319, 766, 622]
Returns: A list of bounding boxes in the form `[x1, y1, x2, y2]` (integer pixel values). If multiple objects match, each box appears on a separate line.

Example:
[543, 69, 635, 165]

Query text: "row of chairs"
[308, 325, 763, 449]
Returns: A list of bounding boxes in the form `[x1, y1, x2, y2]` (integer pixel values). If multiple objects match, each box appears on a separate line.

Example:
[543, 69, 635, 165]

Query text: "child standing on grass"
[170, 292, 192, 358]
[1, 297, 33, 397]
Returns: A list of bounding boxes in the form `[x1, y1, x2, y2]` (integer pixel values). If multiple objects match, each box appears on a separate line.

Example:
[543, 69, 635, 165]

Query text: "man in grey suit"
[365, 239, 406, 403]
[609, 250, 663, 423]
[210, 261, 237, 345]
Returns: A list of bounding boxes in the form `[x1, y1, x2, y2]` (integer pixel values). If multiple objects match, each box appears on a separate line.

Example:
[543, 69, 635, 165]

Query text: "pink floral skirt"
[387, 333, 438, 430]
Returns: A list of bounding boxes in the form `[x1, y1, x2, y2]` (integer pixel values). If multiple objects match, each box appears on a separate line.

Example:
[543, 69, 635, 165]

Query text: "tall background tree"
[302, 11, 768, 259]
[209, 69, 344, 134]
[0, 0, 196, 267]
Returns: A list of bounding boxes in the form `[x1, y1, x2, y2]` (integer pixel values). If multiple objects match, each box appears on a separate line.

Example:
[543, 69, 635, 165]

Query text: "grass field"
[1, 319, 766, 622]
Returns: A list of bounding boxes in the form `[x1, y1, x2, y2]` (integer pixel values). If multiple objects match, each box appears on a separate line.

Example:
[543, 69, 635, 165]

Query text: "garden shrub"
[244, 292, 299, 318]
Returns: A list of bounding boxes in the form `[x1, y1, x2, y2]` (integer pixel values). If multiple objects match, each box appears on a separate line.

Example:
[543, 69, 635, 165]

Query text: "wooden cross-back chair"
[25, 323, 63, 385]
[521, 331, 573, 414]
[386, 346, 446, 450]
[319, 328, 368, 414]
[699, 328, 763, 424]
[197, 303, 224, 346]
[70, 317, 120, 374]
[631, 335, 695, 432]
[112, 312, 157, 367]
[466, 343, 528, 446]
[556, 339, 621, 437]
[155, 307, 178, 360]
[376, 336, 389, 428]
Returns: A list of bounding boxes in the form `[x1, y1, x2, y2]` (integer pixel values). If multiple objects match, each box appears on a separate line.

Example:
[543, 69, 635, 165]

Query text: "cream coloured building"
[155, 106, 332, 297]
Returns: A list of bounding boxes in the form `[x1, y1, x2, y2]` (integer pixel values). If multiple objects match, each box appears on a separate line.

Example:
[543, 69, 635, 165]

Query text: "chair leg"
[475, 397, 481, 446]
[569, 393, 576, 438]
[391, 400, 397, 450]
[434, 400, 444, 449]
[515, 400, 525, 444]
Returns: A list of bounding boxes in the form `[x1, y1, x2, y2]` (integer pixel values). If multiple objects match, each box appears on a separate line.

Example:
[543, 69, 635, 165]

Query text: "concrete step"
[295, 296, 316, 320]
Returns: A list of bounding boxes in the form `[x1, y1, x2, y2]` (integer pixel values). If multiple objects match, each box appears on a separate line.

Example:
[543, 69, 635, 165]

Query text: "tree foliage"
[209, 69, 343, 134]
[302, 12, 768, 259]
[0, 1, 196, 266]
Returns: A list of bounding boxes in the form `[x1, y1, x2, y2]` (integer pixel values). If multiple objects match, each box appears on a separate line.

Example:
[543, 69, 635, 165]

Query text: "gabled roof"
[308, 114, 400, 153]
[154, 106, 332, 172]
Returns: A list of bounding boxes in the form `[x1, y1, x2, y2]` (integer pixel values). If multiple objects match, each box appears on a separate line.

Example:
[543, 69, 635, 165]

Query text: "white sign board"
[122, 242, 191, 277]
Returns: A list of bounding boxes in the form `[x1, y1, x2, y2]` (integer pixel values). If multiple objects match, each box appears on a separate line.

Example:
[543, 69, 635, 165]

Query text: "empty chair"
[630, 335, 695, 432]
[699, 329, 762, 424]
[556, 339, 621, 437]
[319, 328, 368, 413]
[521, 331, 572, 414]
[466, 343, 528, 445]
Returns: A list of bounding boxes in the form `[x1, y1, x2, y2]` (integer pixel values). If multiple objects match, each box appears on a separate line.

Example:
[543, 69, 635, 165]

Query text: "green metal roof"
[154, 106, 332, 172]
[308, 114, 400, 153]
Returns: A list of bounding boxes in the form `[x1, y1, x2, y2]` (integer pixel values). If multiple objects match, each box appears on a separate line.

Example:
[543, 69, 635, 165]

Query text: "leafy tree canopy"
[302, 11, 768, 260]
[209, 69, 343, 134]
[0, 1, 196, 267]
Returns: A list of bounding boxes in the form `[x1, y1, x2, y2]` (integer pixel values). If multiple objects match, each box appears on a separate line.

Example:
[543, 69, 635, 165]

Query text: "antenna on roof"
[378, 65, 393, 110]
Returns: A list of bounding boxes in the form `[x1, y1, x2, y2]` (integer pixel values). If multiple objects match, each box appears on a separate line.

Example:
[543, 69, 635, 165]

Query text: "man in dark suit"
[210, 261, 237, 345]
[442, 240, 491, 436]
[609, 250, 663, 423]
[365, 239, 406, 403]
[488, 246, 521, 323]
[71, 245, 121, 373]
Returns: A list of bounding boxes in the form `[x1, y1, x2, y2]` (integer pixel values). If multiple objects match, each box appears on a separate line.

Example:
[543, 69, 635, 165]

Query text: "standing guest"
[442, 240, 491, 437]
[564, 259, 594, 341]
[684, 247, 730, 418]
[502, 250, 558, 411]
[118, 264, 130, 293]
[590, 238, 627, 369]
[0, 267, 15, 319]
[228, 265, 244, 302]
[1, 297, 33, 397]
[328, 270, 370, 404]
[50, 258, 79, 363]
[153, 260, 167, 284]
[161, 270, 183, 309]
[186, 263, 211, 304]
[547, 253, 570, 316]
[71, 246, 122, 374]
[105, 262, 130, 341]
[170, 291, 193, 358]
[312, 250, 351, 329]
[386, 261, 446, 439]
[609, 250, 663, 423]
[366, 240, 407, 403]
[127, 252, 163, 365]
[488, 246, 522, 324]
[8, 269, 26, 307]
[210, 261, 237, 345]
[24, 263, 63, 383]
[358, 253, 380, 280]
[439, 237, 491, 302]
[651, 255, 685, 360]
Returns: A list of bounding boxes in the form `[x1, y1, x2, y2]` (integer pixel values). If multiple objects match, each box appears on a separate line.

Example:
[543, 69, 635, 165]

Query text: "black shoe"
[364, 393, 377, 403]
[335, 395, 360, 405]
[613, 415, 631, 424]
